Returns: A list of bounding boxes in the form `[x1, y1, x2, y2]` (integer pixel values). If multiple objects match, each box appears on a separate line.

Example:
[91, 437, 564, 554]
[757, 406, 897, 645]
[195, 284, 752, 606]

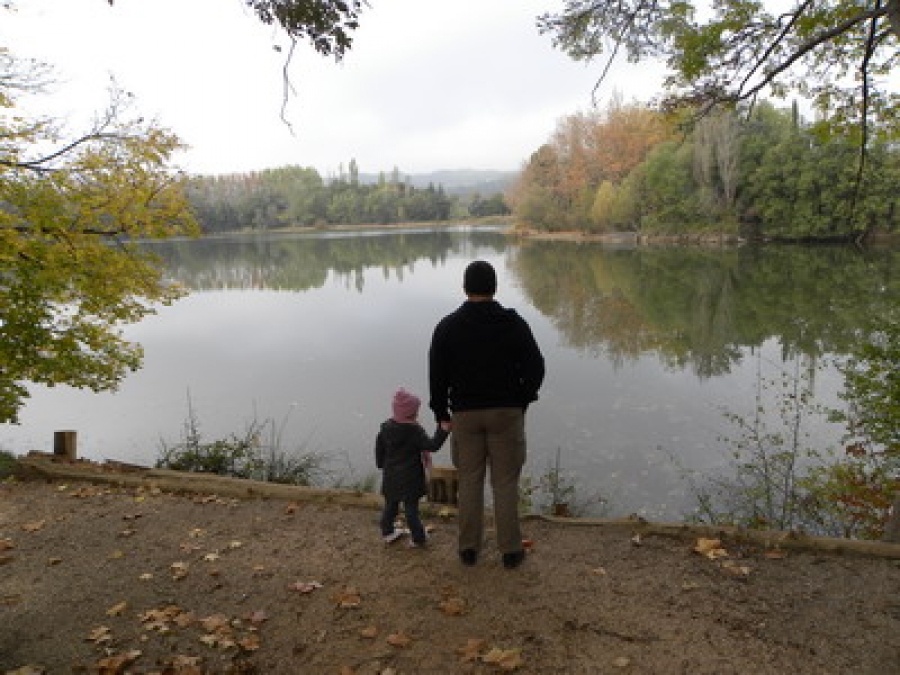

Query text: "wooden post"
[53, 431, 77, 462]
[428, 466, 459, 505]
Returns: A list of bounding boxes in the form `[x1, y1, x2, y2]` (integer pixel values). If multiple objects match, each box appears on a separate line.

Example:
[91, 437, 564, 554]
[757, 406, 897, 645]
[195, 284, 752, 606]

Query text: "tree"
[829, 312, 900, 541]
[538, 2, 900, 138]
[1, 50, 197, 423]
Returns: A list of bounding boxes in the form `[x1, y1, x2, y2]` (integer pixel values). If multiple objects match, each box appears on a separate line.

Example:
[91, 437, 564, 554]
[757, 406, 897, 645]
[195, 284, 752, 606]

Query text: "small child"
[375, 387, 449, 547]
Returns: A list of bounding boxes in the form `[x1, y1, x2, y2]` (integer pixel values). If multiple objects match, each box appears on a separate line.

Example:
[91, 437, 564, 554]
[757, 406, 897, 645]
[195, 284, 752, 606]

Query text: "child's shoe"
[383, 530, 404, 544]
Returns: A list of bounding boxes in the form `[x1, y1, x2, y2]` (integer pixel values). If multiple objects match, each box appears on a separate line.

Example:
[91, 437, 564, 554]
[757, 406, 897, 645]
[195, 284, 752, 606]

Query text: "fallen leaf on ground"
[109, 550, 124, 560]
[612, 656, 631, 668]
[0, 538, 14, 551]
[200, 614, 231, 633]
[21, 521, 46, 532]
[482, 647, 524, 671]
[245, 610, 268, 625]
[334, 587, 361, 608]
[46, 557, 62, 566]
[0, 555, 15, 565]
[359, 625, 378, 639]
[590, 566, 607, 576]
[764, 548, 788, 560]
[386, 631, 412, 647]
[188, 528, 205, 538]
[288, 580, 323, 594]
[5, 667, 45, 675]
[203, 552, 220, 562]
[86, 626, 113, 644]
[238, 634, 261, 651]
[138, 573, 153, 581]
[694, 538, 729, 560]
[118, 528, 136, 538]
[227, 540, 243, 549]
[170, 561, 190, 579]
[106, 601, 128, 617]
[720, 560, 752, 578]
[457, 638, 487, 662]
[95, 649, 141, 673]
[439, 596, 467, 616]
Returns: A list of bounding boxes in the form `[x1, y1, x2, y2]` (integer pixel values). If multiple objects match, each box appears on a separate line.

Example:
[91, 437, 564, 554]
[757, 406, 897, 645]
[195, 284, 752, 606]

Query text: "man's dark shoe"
[459, 549, 478, 566]
[502, 550, 525, 569]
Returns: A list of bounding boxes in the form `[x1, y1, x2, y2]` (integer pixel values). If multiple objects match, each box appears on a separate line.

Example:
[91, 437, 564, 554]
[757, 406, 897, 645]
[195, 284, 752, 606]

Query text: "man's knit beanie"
[392, 388, 421, 423]
[463, 260, 497, 296]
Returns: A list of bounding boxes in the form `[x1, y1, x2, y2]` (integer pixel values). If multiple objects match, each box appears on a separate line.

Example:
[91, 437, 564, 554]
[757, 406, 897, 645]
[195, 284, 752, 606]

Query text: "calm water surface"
[4, 228, 897, 519]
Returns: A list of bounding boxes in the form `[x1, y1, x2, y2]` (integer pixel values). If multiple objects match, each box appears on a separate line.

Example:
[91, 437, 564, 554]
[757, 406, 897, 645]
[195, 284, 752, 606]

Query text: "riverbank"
[3, 458, 900, 674]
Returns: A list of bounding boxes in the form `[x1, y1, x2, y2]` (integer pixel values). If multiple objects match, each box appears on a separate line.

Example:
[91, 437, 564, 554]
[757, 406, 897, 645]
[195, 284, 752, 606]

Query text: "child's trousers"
[380, 498, 427, 544]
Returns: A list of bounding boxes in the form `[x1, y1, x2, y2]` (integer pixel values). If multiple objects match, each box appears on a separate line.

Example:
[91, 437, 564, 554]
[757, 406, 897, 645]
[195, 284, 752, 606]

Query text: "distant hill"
[358, 169, 518, 196]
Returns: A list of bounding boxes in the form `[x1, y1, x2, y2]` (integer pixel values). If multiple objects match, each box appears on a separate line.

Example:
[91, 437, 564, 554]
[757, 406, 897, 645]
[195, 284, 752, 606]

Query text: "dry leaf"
[386, 631, 412, 648]
[96, 649, 141, 673]
[203, 552, 220, 562]
[188, 528, 205, 538]
[227, 540, 243, 549]
[764, 548, 788, 560]
[118, 528, 136, 538]
[590, 566, 608, 576]
[46, 557, 62, 566]
[200, 614, 231, 633]
[439, 596, 466, 616]
[246, 610, 268, 625]
[457, 638, 487, 662]
[138, 572, 153, 581]
[482, 647, 524, 671]
[106, 601, 128, 617]
[21, 520, 46, 532]
[334, 587, 361, 608]
[109, 550, 124, 560]
[238, 634, 261, 651]
[359, 625, 378, 639]
[612, 656, 631, 668]
[170, 562, 190, 580]
[720, 560, 752, 578]
[5, 667, 45, 675]
[288, 580, 323, 594]
[693, 538, 729, 560]
[0, 538, 14, 551]
[87, 625, 113, 644]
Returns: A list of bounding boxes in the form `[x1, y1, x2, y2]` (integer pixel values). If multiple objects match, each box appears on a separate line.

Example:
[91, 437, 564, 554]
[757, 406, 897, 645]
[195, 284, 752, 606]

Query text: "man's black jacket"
[428, 300, 545, 423]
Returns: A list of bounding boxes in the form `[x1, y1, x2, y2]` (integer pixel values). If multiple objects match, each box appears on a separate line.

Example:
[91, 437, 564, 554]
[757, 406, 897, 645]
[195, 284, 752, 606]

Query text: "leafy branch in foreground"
[1, 48, 198, 423]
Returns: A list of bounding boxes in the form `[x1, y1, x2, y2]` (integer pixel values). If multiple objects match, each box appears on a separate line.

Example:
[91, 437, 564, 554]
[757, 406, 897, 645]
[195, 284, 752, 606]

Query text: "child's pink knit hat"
[392, 388, 421, 423]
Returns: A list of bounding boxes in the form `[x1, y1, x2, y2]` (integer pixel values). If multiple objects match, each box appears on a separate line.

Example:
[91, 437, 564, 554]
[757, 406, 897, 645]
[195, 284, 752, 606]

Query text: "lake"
[3, 227, 897, 520]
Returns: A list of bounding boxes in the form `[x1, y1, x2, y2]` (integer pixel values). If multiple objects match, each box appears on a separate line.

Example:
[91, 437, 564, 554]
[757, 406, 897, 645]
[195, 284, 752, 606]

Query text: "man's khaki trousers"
[451, 408, 526, 555]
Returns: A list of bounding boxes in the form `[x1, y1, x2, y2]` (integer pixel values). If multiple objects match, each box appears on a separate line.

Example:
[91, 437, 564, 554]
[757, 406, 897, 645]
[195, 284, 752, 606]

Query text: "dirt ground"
[2, 478, 900, 675]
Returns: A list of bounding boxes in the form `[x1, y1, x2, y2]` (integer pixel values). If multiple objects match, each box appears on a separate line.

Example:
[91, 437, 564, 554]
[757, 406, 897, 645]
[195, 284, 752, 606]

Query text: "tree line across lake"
[187, 162, 510, 234]
[508, 100, 900, 242]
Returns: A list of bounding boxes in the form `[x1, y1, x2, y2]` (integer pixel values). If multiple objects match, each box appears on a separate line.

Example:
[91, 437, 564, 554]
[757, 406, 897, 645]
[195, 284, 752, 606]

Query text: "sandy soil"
[2, 478, 900, 675]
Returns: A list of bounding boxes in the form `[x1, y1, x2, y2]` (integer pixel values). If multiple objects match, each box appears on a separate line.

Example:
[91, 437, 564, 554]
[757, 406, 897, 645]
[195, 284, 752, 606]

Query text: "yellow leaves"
[105, 601, 128, 617]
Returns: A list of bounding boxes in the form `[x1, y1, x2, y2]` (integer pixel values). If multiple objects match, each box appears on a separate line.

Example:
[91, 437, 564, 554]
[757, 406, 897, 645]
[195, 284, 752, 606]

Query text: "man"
[428, 260, 545, 569]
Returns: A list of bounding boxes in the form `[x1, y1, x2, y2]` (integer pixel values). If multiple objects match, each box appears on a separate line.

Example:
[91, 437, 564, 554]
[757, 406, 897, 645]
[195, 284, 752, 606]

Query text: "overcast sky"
[3, 0, 665, 177]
